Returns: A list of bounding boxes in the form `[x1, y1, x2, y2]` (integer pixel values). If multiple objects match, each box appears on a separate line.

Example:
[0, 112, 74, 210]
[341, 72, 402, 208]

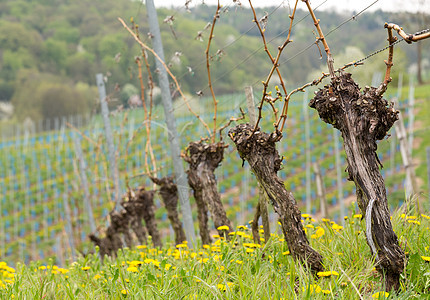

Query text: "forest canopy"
[0, 0, 427, 121]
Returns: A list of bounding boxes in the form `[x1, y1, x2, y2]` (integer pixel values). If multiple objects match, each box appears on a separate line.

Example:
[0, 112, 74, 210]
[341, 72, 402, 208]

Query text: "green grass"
[1, 210, 429, 299]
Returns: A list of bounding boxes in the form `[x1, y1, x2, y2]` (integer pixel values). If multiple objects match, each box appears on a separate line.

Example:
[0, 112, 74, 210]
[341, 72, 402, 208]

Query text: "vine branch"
[249, 0, 299, 134]
[303, 0, 335, 79]
[205, 1, 221, 143]
[378, 23, 430, 95]
[118, 17, 211, 136]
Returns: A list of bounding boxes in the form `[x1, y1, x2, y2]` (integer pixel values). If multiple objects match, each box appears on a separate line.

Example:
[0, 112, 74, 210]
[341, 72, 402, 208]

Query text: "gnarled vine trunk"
[151, 176, 187, 245]
[110, 210, 133, 248]
[122, 196, 148, 246]
[229, 124, 324, 273]
[135, 187, 162, 248]
[309, 72, 404, 291]
[184, 141, 233, 240]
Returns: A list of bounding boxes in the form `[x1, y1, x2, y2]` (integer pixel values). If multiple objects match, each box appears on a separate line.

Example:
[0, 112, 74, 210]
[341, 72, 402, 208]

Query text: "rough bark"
[151, 176, 187, 245]
[309, 72, 405, 291]
[184, 140, 233, 239]
[229, 124, 324, 273]
[89, 233, 113, 259]
[110, 210, 133, 248]
[251, 202, 261, 244]
[135, 187, 162, 248]
[188, 168, 212, 245]
[121, 197, 148, 245]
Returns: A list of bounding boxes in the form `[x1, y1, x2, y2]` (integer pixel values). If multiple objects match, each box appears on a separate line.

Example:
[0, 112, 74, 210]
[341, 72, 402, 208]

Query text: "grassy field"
[0, 209, 429, 299]
[1, 86, 420, 265]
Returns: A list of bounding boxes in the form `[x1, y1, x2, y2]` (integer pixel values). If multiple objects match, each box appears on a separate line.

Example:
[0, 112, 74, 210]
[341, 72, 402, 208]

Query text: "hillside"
[0, 0, 428, 123]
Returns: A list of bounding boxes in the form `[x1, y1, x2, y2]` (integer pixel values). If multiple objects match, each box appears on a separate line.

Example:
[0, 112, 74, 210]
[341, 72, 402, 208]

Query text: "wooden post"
[303, 90, 311, 214]
[245, 86, 271, 242]
[427, 147, 430, 208]
[394, 112, 418, 209]
[313, 162, 328, 218]
[407, 78, 415, 152]
[73, 136, 97, 233]
[63, 192, 76, 262]
[334, 129, 345, 223]
[96, 73, 121, 210]
[146, 0, 196, 244]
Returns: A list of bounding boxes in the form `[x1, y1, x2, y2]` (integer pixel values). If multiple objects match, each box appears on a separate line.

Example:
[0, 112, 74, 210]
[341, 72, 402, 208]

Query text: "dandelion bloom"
[372, 292, 389, 298]
[317, 271, 339, 277]
[217, 225, 230, 231]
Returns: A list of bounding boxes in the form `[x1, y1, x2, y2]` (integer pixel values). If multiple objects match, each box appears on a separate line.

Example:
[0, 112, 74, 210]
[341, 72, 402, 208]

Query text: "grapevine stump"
[121, 194, 148, 246]
[110, 210, 133, 248]
[135, 187, 162, 248]
[184, 140, 233, 240]
[151, 176, 187, 245]
[229, 123, 324, 273]
[309, 72, 404, 291]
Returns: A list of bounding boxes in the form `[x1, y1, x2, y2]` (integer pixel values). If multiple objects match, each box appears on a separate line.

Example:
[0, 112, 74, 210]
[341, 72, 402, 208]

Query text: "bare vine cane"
[248, 0, 299, 134]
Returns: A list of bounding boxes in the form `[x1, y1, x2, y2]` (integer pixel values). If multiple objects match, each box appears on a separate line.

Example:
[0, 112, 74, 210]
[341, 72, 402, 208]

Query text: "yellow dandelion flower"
[81, 266, 90, 271]
[372, 291, 390, 298]
[282, 251, 290, 255]
[317, 271, 339, 277]
[246, 248, 254, 253]
[202, 245, 210, 249]
[407, 220, 421, 225]
[421, 214, 430, 220]
[217, 225, 230, 231]
[121, 289, 128, 295]
[127, 260, 144, 266]
[237, 225, 247, 230]
[421, 256, 430, 262]
[353, 214, 362, 219]
[312, 227, 324, 238]
[93, 274, 102, 280]
[58, 268, 69, 274]
[332, 224, 343, 231]
[176, 243, 188, 248]
[127, 266, 138, 273]
[235, 260, 243, 265]
[217, 284, 226, 291]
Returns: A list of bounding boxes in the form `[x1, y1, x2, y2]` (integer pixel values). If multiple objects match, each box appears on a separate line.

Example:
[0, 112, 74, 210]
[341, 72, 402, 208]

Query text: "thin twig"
[66, 122, 98, 147]
[386, 23, 430, 43]
[382, 24, 396, 86]
[118, 17, 211, 136]
[249, 0, 299, 134]
[377, 23, 430, 96]
[205, 1, 221, 143]
[218, 107, 246, 139]
[303, 0, 335, 79]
